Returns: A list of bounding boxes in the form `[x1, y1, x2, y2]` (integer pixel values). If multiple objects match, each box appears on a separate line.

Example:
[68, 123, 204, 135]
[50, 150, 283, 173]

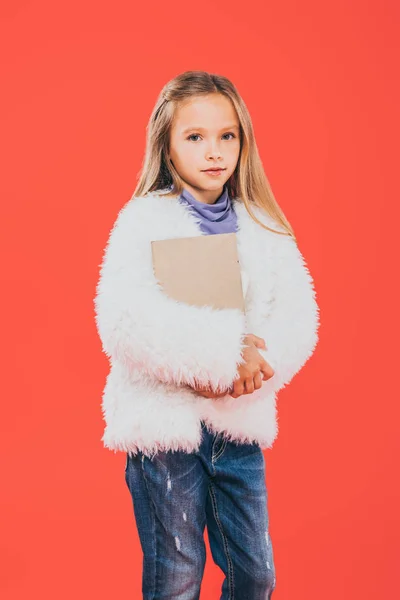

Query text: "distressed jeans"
[124, 420, 276, 599]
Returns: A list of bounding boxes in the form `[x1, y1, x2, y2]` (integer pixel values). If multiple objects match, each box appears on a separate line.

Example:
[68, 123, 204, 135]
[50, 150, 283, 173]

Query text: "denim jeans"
[124, 420, 276, 599]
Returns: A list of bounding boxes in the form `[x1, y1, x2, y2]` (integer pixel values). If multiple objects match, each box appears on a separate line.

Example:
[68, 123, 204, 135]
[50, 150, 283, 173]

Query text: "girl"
[94, 70, 320, 599]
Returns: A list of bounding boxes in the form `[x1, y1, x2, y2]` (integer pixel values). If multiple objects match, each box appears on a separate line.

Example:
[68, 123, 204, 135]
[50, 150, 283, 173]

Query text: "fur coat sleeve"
[253, 232, 320, 394]
[94, 199, 248, 393]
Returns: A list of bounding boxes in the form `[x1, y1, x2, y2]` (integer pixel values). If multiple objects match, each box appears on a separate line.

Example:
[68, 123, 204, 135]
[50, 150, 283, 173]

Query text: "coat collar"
[131, 188, 285, 251]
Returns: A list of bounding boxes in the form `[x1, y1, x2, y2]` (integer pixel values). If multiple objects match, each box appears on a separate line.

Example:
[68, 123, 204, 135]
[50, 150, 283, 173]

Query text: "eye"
[186, 132, 237, 142]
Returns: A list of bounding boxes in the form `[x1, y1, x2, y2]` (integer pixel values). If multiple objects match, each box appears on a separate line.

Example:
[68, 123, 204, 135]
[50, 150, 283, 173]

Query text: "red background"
[1, 1, 399, 598]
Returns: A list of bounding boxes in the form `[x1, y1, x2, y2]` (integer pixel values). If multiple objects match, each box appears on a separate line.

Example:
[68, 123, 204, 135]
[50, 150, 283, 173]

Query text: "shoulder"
[113, 188, 176, 229]
[233, 198, 297, 257]
[106, 188, 188, 245]
[234, 200, 315, 288]
[102, 188, 202, 262]
[99, 190, 176, 274]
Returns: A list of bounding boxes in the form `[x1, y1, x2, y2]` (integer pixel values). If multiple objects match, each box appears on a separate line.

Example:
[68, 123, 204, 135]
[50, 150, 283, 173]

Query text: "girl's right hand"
[188, 384, 229, 399]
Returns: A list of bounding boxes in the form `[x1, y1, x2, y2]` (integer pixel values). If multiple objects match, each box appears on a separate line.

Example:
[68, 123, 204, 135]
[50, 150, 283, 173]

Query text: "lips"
[202, 168, 226, 172]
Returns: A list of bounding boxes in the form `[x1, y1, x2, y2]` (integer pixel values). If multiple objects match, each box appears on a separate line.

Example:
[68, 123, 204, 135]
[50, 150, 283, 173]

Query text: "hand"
[245, 333, 268, 351]
[228, 333, 275, 399]
[187, 381, 229, 399]
[183, 333, 274, 400]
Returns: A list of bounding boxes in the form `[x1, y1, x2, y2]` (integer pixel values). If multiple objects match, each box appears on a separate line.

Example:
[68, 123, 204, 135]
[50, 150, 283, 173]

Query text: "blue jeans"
[125, 420, 276, 599]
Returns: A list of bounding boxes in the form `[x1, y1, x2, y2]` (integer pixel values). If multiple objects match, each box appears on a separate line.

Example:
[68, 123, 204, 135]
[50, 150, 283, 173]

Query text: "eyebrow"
[182, 124, 240, 134]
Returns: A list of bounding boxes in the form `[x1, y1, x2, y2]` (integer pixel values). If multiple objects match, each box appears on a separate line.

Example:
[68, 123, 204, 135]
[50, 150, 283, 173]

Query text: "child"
[94, 70, 320, 599]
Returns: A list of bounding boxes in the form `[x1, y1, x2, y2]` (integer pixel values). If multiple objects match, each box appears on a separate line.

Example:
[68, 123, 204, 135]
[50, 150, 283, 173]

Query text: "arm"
[93, 200, 248, 393]
[253, 234, 320, 395]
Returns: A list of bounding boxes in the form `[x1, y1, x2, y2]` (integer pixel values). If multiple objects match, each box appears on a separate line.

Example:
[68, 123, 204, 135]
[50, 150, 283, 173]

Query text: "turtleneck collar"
[174, 184, 238, 235]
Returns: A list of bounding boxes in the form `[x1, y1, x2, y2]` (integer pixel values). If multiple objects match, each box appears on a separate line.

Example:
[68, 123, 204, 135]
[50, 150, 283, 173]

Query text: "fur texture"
[94, 190, 320, 458]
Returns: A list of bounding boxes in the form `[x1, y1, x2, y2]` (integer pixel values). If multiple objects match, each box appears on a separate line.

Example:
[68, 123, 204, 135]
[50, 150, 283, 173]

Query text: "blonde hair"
[132, 70, 296, 239]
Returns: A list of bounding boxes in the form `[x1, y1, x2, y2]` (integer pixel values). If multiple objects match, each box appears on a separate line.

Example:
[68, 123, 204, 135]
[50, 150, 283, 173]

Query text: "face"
[168, 93, 241, 204]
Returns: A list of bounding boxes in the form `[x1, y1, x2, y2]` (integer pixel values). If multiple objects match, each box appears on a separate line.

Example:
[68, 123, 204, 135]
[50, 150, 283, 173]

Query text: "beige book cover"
[151, 232, 245, 313]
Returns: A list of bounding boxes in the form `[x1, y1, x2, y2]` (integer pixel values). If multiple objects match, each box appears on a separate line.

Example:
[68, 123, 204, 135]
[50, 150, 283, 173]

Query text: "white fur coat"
[93, 189, 320, 458]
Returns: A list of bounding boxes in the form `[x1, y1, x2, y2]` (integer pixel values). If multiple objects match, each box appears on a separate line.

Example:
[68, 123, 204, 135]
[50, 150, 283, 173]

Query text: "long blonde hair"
[132, 70, 295, 239]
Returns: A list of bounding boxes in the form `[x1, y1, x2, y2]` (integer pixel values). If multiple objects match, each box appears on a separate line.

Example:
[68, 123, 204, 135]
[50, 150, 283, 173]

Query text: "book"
[151, 232, 245, 312]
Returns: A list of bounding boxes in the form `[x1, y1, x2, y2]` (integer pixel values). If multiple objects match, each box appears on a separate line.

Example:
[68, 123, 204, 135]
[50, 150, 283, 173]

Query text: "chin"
[198, 177, 230, 189]
[182, 174, 230, 193]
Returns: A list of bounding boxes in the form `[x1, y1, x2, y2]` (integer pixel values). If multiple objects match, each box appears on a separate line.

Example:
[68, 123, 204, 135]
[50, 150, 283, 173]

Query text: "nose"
[206, 140, 222, 160]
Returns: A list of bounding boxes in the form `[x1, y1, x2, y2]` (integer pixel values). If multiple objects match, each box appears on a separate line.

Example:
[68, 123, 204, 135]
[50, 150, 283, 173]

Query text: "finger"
[235, 380, 245, 395]
[261, 371, 272, 381]
[192, 381, 207, 392]
[244, 377, 255, 394]
[230, 380, 244, 398]
[253, 372, 262, 390]
[253, 340, 266, 350]
[214, 390, 228, 398]
[206, 388, 227, 398]
[250, 334, 266, 348]
[200, 391, 222, 398]
[256, 339, 267, 350]
[261, 362, 275, 380]
[196, 390, 210, 397]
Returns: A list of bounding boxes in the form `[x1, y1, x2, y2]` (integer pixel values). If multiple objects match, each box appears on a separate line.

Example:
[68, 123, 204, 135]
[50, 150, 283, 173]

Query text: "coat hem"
[102, 418, 278, 458]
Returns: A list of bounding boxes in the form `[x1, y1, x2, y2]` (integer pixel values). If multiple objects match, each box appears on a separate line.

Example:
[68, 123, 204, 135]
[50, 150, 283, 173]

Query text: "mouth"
[201, 167, 227, 175]
[202, 167, 226, 171]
